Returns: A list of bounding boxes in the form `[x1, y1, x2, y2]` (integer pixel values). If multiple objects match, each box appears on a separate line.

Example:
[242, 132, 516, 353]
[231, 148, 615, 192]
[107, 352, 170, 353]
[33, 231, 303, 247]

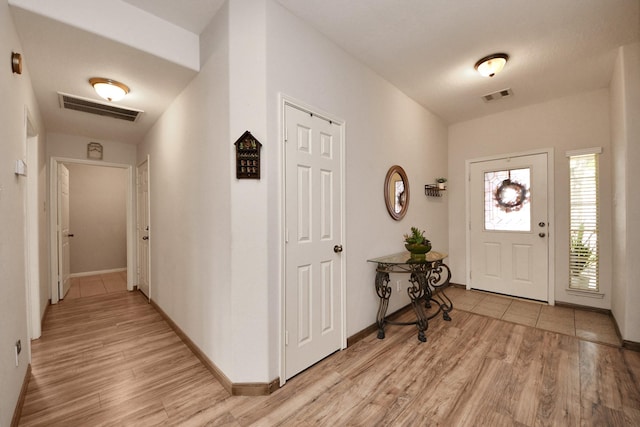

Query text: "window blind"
[568, 153, 599, 291]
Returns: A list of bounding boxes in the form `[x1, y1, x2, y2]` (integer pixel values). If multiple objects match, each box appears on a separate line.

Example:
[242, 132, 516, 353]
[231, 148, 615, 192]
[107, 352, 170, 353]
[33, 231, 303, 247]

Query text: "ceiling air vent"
[58, 92, 143, 122]
[482, 88, 513, 103]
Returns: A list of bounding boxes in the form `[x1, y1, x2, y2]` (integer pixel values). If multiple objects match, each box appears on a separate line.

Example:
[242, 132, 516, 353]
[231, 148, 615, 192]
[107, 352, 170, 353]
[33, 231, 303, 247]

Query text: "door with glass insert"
[469, 153, 549, 301]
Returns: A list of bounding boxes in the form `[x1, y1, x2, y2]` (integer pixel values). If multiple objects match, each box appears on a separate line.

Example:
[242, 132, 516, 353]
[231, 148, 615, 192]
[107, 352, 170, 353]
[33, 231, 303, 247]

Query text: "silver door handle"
[538, 233, 546, 238]
[142, 236, 149, 240]
[333, 245, 343, 253]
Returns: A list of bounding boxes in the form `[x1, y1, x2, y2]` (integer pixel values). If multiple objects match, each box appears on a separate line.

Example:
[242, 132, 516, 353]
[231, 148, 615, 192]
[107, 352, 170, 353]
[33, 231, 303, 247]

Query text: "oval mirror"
[384, 165, 409, 220]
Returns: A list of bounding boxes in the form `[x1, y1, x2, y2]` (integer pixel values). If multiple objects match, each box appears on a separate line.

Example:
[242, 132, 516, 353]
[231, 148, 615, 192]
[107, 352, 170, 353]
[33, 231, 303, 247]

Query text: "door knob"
[142, 236, 149, 241]
[333, 245, 343, 253]
[538, 222, 546, 227]
[538, 232, 546, 238]
[67, 233, 74, 237]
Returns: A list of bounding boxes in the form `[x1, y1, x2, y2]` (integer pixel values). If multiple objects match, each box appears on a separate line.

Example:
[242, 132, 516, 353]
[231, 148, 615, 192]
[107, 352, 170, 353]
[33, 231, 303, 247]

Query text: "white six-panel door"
[469, 153, 549, 301]
[284, 104, 344, 380]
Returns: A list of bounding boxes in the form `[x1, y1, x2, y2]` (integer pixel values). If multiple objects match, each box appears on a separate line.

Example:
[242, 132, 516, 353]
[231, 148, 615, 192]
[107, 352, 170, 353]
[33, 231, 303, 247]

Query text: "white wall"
[265, 1, 448, 374]
[611, 43, 640, 342]
[449, 89, 613, 309]
[136, 1, 234, 379]
[66, 163, 127, 274]
[136, 0, 448, 385]
[47, 133, 137, 165]
[0, 0, 45, 424]
[228, 0, 270, 383]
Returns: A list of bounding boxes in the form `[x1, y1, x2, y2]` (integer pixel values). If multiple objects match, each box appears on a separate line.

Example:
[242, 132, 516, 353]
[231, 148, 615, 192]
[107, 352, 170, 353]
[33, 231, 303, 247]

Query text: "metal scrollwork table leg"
[374, 261, 453, 343]
[375, 271, 392, 339]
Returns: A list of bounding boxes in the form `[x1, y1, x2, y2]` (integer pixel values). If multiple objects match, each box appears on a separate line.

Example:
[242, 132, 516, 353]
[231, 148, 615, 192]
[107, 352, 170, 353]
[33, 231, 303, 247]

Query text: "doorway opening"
[49, 157, 135, 304]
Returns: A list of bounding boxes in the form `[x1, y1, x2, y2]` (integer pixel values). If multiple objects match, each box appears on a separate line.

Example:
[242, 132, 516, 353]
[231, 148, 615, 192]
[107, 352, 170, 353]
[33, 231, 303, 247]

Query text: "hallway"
[18, 284, 639, 426]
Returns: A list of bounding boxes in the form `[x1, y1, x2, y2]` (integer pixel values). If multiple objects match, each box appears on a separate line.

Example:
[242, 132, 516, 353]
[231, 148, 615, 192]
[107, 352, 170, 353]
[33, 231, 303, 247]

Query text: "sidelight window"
[568, 149, 600, 291]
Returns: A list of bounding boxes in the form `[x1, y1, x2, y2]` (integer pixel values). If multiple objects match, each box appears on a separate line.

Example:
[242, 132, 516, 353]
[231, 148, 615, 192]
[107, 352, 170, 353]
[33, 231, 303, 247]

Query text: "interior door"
[57, 163, 72, 299]
[284, 104, 344, 380]
[137, 158, 150, 299]
[469, 153, 549, 301]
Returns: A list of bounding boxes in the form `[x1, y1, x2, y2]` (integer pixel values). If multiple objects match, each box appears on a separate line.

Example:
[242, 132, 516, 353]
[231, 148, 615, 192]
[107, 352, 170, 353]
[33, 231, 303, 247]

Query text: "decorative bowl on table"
[404, 242, 432, 260]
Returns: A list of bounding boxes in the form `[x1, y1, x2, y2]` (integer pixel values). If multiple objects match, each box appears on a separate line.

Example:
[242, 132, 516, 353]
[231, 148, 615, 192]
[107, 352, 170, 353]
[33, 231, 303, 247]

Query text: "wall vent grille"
[482, 88, 513, 103]
[58, 92, 143, 122]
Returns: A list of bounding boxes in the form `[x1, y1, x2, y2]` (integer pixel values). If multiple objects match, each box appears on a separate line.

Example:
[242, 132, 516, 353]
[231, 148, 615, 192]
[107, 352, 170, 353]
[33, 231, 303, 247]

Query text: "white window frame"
[566, 147, 601, 293]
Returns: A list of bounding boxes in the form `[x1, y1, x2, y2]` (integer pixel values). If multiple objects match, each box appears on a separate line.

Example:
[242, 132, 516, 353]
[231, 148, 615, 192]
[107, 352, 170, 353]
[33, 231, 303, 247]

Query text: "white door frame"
[24, 107, 40, 346]
[465, 148, 555, 305]
[49, 157, 135, 304]
[279, 94, 347, 386]
[136, 155, 151, 301]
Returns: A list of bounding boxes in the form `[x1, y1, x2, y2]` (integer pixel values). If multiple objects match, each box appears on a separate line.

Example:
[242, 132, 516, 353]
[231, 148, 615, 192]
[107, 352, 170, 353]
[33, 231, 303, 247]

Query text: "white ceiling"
[9, 0, 639, 145]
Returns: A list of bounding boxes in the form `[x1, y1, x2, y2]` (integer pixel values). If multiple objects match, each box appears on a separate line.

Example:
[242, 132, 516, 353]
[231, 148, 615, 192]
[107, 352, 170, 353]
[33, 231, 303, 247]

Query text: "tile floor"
[445, 285, 622, 347]
[64, 271, 128, 299]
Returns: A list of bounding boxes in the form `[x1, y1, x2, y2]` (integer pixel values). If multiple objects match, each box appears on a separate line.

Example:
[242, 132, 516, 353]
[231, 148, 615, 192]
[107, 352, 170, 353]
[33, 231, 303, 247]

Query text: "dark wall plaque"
[234, 130, 262, 179]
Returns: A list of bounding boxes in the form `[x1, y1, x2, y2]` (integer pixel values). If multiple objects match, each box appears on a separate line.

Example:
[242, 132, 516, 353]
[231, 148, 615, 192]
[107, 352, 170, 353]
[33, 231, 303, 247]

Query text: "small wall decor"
[234, 130, 262, 179]
[87, 142, 103, 160]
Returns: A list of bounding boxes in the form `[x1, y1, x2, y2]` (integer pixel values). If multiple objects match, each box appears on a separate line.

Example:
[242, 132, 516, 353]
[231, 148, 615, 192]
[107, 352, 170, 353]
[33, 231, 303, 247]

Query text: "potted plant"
[435, 177, 447, 190]
[404, 227, 432, 260]
[570, 225, 593, 277]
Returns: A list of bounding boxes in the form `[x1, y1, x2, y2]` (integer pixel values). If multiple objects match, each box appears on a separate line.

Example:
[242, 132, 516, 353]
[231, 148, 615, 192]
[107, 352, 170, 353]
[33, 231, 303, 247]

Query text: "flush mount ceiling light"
[89, 77, 129, 102]
[474, 53, 509, 77]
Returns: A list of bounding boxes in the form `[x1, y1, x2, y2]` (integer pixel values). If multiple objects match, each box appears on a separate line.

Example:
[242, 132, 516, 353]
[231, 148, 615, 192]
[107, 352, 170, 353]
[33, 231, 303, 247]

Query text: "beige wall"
[449, 89, 613, 309]
[66, 163, 128, 274]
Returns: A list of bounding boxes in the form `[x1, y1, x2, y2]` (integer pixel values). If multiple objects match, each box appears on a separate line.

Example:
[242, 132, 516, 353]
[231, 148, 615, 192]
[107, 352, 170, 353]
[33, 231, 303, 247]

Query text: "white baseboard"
[70, 268, 126, 278]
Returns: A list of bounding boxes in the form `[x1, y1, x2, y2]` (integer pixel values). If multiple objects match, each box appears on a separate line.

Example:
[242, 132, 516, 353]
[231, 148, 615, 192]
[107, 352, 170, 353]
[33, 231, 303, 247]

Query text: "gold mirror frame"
[384, 165, 409, 221]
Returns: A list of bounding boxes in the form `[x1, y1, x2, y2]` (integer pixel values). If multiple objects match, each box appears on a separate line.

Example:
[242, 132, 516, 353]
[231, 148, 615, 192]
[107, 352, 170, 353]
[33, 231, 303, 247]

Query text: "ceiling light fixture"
[89, 77, 129, 102]
[474, 53, 509, 77]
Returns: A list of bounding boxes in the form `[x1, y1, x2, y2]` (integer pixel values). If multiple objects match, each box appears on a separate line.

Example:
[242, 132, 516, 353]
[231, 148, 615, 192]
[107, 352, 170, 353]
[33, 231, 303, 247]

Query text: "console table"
[367, 251, 453, 342]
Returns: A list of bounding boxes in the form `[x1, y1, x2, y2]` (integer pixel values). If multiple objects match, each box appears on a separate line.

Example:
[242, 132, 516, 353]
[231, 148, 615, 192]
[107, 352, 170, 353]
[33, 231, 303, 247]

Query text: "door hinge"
[285, 229, 289, 243]
[284, 128, 288, 142]
[285, 330, 289, 346]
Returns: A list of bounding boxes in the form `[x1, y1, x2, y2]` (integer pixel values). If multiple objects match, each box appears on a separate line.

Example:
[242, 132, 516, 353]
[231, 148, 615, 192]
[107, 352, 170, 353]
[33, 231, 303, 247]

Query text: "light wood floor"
[20, 283, 640, 426]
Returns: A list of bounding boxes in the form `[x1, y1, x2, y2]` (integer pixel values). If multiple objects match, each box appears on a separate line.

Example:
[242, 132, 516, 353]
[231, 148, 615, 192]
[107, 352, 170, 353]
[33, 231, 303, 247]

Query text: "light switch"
[15, 159, 27, 176]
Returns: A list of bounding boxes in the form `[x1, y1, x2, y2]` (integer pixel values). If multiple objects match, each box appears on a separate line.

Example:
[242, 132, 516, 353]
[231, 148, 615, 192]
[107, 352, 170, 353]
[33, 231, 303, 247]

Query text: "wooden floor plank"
[19, 290, 640, 426]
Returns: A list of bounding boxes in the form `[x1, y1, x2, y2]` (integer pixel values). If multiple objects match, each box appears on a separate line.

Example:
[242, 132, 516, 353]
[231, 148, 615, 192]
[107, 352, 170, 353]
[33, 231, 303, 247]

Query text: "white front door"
[58, 164, 71, 299]
[284, 104, 345, 380]
[469, 152, 549, 301]
[137, 158, 150, 299]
